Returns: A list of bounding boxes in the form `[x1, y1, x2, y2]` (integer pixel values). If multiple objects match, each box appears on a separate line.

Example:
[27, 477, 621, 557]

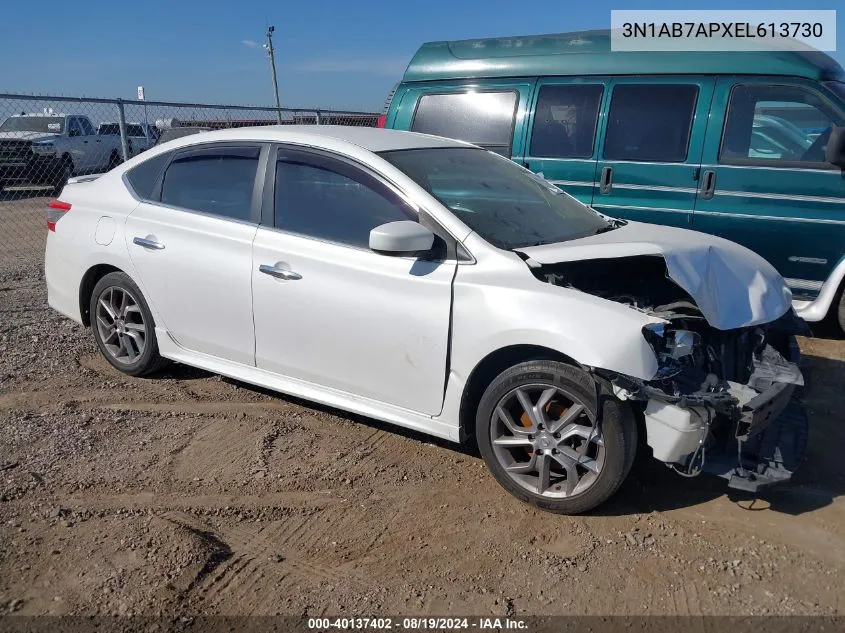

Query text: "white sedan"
[45, 126, 806, 514]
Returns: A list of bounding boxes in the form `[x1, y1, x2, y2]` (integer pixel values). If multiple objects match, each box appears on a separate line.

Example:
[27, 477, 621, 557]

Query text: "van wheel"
[837, 284, 845, 336]
[89, 272, 170, 377]
[475, 360, 637, 515]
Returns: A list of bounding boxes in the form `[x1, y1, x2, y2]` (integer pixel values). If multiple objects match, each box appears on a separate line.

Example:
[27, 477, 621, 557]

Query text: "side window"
[125, 151, 172, 200]
[274, 154, 414, 248]
[68, 118, 82, 137]
[530, 84, 603, 159]
[79, 117, 95, 136]
[720, 84, 842, 167]
[604, 84, 698, 162]
[160, 146, 260, 221]
[411, 91, 518, 156]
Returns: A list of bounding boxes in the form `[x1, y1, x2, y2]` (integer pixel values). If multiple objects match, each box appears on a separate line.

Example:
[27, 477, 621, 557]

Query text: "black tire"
[837, 284, 845, 337]
[51, 155, 73, 191]
[107, 150, 122, 170]
[89, 272, 170, 377]
[476, 360, 637, 515]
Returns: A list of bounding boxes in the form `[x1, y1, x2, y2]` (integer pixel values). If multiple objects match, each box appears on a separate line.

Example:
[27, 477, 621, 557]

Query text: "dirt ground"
[1, 196, 844, 618]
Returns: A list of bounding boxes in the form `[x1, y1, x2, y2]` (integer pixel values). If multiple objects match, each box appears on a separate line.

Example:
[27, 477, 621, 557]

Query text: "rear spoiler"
[66, 174, 103, 185]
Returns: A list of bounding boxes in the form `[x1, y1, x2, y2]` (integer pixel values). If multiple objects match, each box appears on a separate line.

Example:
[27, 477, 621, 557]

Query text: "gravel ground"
[1, 196, 844, 618]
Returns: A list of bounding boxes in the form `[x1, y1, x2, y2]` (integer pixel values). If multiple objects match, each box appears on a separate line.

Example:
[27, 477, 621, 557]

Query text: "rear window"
[125, 152, 172, 199]
[411, 91, 517, 156]
[160, 146, 260, 221]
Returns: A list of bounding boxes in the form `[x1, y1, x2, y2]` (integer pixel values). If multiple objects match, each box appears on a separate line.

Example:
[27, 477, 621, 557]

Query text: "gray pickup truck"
[0, 112, 123, 191]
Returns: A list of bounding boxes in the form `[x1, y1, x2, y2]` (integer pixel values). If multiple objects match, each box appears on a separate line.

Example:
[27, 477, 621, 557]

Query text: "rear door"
[125, 143, 266, 365]
[523, 79, 608, 205]
[388, 80, 534, 160]
[592, 77, 715, 228]
[693, 78, 845, 292]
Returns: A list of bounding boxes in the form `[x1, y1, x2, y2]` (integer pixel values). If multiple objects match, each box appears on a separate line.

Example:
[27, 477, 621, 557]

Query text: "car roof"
[157, 125, 474, 153]
[403, 29, 845, 83]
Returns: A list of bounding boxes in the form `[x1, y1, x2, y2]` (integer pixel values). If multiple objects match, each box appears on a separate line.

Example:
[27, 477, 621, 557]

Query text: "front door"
[591, 77, 715, 228]
[522, 78, 607, 205]
[252, 147, 456, 415]
[125, 143, 265, 365]
[693, 78, 845, 292]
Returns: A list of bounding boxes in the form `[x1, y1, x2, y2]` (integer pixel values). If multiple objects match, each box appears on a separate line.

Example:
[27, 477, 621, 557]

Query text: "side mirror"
[68, 129, 79, 137]
[825, 126, 845, 169]
[369, 220, 434, 255]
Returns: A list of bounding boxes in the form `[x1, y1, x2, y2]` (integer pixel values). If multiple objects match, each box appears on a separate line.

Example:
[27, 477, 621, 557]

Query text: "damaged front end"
[538, 255, 809, 492]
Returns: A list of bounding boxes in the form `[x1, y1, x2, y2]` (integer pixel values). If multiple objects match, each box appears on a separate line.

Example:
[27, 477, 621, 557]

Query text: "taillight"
[376, 114, 387, 128]
[47, 200, 71, 232]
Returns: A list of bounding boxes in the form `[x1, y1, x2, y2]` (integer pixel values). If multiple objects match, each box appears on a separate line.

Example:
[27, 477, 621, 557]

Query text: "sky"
[1, 0, 843, 112]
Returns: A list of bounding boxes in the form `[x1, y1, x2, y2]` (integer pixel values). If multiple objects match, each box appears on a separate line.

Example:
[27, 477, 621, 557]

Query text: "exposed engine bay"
[534, 255, 807, 490]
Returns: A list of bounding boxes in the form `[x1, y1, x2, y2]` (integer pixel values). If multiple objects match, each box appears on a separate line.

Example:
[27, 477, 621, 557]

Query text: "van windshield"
[378, 147, 610, 249]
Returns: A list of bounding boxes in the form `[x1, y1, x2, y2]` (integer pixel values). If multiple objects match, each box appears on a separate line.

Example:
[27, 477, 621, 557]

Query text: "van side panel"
[693, 76, 845, 296]
[590, 76, 715, 229]
[522, 78, 610, 206]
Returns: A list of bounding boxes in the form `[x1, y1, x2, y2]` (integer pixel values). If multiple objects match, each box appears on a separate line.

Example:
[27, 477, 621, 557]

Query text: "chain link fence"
[0, 93, 377, 279]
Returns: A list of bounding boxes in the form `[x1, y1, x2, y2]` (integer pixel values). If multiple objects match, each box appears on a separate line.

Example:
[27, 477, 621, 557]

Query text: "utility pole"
[264, 26, 283, 123]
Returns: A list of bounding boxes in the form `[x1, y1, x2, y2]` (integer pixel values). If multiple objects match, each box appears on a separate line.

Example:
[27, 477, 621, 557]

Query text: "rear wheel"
[107, 150, 122, 170]
[837, 284, 845, 336]
[476, 360, 637, 514]
[89, 272, 169, 376]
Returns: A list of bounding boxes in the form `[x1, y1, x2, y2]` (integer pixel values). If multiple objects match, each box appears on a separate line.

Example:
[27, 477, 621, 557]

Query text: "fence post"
[315, 110, 321, 125]
[116, 99, 130, 162]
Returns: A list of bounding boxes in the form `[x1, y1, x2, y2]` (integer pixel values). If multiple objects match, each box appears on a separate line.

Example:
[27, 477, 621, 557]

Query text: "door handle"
[599, 166, 613, 195]
[701, 170, 716, 200]
[259, 264, 302, 280]
[133, 236, 165, 250]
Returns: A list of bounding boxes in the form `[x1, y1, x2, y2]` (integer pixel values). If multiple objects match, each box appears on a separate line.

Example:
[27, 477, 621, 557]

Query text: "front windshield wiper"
[593, 218, 627, 235]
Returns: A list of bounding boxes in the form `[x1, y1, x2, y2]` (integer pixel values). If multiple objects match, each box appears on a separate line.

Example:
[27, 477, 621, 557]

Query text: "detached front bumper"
[612, 340, 808, 493]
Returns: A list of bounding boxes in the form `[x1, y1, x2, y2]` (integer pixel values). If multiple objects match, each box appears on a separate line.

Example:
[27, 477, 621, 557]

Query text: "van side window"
[411, 91, 517, 157]
[720, 84, 843, 167]
[529, 85, 603, 159]
[604, 84, 698, 162]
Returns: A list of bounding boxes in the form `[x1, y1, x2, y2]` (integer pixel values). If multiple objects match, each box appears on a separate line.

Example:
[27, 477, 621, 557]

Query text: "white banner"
[610, 10, 836, 52]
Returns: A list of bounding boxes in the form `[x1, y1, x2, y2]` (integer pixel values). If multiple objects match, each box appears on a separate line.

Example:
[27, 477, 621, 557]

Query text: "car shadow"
[164, 349, 844, 517]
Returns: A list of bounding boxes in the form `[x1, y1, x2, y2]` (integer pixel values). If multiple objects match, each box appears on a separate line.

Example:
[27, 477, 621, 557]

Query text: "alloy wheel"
[490, 384, 605, 498]
[94, 286, 146, 364]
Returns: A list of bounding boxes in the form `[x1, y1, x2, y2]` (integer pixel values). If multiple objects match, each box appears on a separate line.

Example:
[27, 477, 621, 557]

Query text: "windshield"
[0, 116, 64, 134]
[378, 147, 610, 249]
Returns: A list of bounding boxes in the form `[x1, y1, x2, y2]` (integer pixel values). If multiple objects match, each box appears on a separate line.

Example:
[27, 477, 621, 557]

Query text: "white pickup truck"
[0, 112, 123, 191]
[97, 122, 159, 157]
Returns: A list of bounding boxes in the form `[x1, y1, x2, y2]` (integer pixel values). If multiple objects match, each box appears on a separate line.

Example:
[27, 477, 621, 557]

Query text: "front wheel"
[476, 360, 637, 515]
[51, 156, 73, 192]
[89, 272, 169, 376]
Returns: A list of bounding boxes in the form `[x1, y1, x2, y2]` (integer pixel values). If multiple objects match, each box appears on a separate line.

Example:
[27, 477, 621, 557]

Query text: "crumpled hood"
[0, 131, 58, 142]
[516, 221, 792, 330]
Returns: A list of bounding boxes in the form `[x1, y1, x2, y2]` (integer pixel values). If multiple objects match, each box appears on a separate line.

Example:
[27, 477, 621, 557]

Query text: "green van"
[381, 30, 845, 333]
